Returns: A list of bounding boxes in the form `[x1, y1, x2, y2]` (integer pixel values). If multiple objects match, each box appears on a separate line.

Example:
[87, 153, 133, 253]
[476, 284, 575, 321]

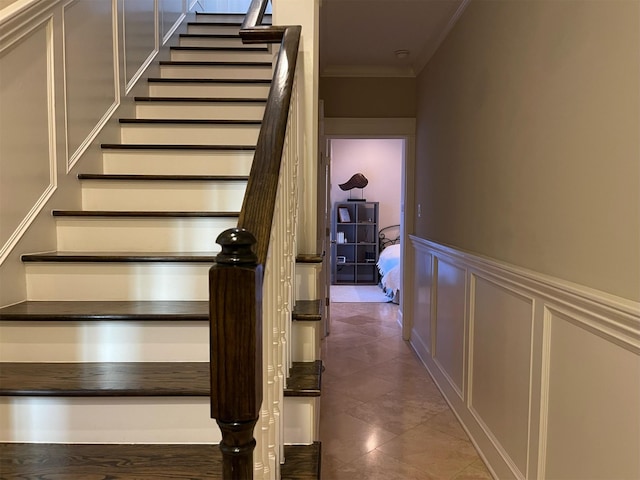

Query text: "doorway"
[328, 138, 403, 285]
[322, 117, 416, 339]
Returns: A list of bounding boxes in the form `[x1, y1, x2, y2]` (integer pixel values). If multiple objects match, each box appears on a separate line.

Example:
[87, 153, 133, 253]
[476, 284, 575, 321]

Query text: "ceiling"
[319, 0, 468, 78]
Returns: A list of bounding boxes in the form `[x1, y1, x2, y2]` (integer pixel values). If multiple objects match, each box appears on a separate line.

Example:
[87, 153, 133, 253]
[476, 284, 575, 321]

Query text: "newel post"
[210, 228, 263, 479]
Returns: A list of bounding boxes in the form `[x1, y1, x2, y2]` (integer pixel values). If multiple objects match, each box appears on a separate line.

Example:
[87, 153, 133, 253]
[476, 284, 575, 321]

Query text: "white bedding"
[377, 244, 401, 301]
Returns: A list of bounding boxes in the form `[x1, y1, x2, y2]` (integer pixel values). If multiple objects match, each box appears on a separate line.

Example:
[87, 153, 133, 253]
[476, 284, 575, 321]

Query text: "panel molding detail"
[0, 15, 57, 264]
[408, 235, 640, 480]
[62, 0, 120, 172]
[122, 0, 158, 95]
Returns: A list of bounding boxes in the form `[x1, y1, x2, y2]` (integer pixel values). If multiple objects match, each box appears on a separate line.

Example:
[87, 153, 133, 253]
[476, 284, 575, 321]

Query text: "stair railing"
[209, 1, 301, 478]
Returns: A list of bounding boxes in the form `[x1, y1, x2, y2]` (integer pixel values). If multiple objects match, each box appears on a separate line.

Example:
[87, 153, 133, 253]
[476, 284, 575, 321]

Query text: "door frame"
[323, 117, 416, 340]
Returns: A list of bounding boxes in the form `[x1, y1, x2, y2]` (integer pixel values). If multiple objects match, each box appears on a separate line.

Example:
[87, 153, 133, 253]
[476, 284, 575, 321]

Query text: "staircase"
[0, 11, 321, 479]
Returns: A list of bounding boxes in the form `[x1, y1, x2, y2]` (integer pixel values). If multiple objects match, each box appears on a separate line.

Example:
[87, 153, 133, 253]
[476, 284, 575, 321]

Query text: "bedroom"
[328, 137, 404, 304]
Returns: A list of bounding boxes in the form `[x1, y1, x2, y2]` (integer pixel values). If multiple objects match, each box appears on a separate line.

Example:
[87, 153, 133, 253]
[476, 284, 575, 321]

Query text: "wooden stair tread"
[77, 173, 249, 181]
[296, 253, 324, 264]
[0, 442, 319, 479]
[188, 20, 243, 26]
[0, 362, 210, 396]
[179, 33, 242, 39]
[134, 96, 267, 103]
[159, 60, 271, 67]
[101, 143, 256, 150]
[1, 361, 322, 398]
[285, 361, 323, 397]
[170, 46, 269, 52]
[195, 12, 271, 18]
[0, 300, 208, 321]
[21, 252, 218, 262]
[292, 299, 322, 322]
[52, 210, 239, 218]
[147, 77, 271, 84]
[119, 118, 261, 125]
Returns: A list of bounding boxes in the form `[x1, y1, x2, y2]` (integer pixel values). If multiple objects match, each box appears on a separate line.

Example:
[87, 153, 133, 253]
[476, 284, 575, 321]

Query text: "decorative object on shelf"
[338, 207, 351, 223]
[339, 172, 368, 202]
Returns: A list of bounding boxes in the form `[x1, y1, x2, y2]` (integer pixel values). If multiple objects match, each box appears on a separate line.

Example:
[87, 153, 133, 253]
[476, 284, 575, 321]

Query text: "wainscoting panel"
[63, 0, 118, 170]
[411, 248, 433, 357]
[0, 16, 56, 262]
[409, 235, 640, 479]
[469, 275, 534, 478]
[433, 258, 466, 398]
[123, 0, 156, 93]
[541, 307, 640, 480]
[160, 0, 185, 44]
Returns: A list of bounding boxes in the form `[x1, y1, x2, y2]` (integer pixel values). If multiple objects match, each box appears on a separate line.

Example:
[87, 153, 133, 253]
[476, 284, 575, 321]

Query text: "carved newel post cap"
[215, 228, 258, 265]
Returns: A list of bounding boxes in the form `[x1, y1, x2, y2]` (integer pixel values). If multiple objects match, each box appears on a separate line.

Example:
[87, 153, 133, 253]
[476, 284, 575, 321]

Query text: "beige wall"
[415, 0, 640, 301]
[320, 76, 417, 118]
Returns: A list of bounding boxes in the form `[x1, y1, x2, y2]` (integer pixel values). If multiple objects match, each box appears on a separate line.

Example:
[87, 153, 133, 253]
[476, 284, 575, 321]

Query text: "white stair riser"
[26, 263, 212, 301]
[120, 124, 260, 145]
[0, 321, 210, 362]
[179, 37, 261, 48]
[56, 217, 236, 253]
[0, 398, 221, 443]
[148, 83, 270, 98]
[0, 321, 313, 362]
[196, 14, 246, 23]
[160, 64, 272, 80]
[187, 24, 240, 35]
[102, 150, 254, 175]
[291, 321, 321, 362]
[171, 49, 273, 63]
[80, 181, 245, 211]
[0, 396, 314, 444]
[284, 397, 319, 445]
[295, 263, 321, 301]
[135, 102, 265, 120]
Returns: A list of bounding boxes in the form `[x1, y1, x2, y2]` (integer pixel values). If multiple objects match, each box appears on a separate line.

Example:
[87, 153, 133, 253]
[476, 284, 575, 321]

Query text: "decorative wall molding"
[0, 15, 57, 264]
[122, 0, 158, 95]
[411, 236, 639, 342]
[409, 235, 640, 479]
[0, 0, 172, 277]
[63, 0, 120, 172]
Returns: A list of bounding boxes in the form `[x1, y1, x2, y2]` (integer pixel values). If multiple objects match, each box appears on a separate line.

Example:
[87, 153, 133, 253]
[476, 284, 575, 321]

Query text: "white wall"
[330, 138, 402, 230]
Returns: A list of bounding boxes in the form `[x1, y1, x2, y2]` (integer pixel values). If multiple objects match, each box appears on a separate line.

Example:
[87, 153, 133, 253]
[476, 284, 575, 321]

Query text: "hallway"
[319, 301, 492, 479]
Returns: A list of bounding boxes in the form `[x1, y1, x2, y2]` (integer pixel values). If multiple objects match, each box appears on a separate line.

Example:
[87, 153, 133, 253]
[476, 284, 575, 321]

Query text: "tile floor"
[319, 301, 493, 480]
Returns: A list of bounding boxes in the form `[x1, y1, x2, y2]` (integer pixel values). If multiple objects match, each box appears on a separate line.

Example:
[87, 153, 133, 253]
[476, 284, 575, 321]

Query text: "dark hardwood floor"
[0, 442, 320, 479]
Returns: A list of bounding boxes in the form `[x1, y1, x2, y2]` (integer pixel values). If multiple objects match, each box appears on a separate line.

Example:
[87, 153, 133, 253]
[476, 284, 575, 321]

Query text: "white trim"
[0, 0, 38, 23]
[536, 306, 552, 479]
[413, 0, 471, 76]
[410, 236, 640, 343]
[162, 12, 185, 46]
[409, 235, 640, 478]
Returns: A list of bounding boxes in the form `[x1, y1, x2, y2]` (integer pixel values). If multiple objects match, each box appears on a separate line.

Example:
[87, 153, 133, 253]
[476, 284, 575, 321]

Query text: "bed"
[377, 225, 401, 303]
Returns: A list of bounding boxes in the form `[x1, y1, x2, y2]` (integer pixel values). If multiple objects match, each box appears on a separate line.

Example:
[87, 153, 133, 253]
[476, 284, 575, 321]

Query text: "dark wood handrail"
[209, 1, 301, 478]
